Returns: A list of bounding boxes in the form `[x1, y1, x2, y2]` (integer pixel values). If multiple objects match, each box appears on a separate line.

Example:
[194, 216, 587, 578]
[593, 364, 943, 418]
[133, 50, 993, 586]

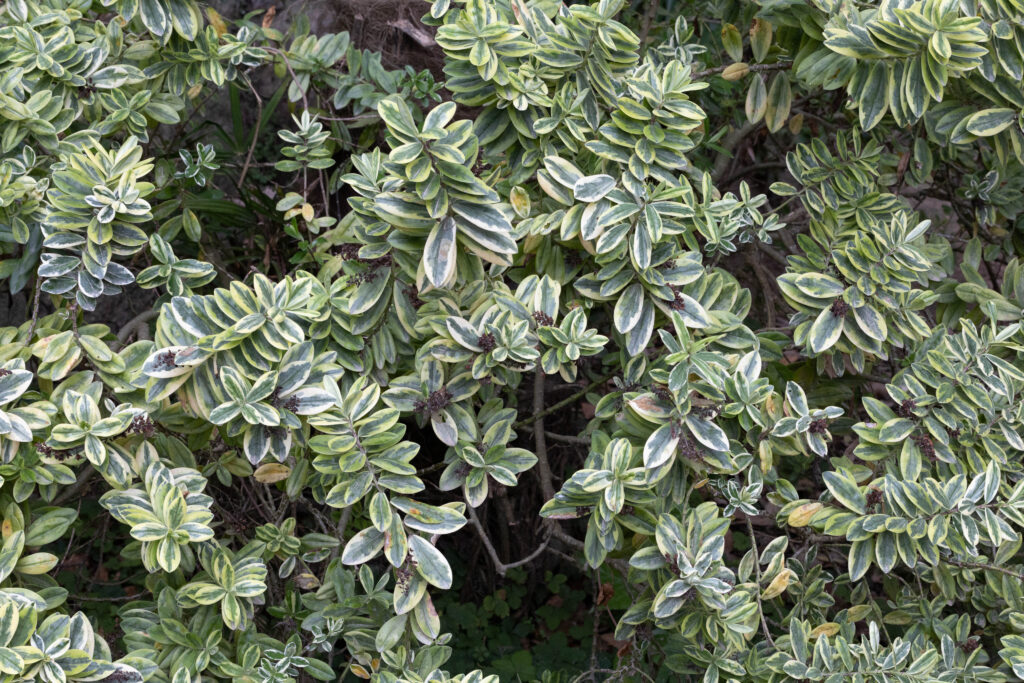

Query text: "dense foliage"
[1, 0, 1024, 680]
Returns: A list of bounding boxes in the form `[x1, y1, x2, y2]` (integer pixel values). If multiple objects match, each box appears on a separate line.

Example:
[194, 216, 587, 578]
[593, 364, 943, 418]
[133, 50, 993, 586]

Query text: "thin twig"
[720, 161, 788, 187]
[268, 48, 308, 111]
[70, 593, 142, 602]
[330, 507, 352, 562]
[533, 429, 592, 445]
[589, 569, 601, 676]
[711, 122, 759, 182]
[69, 303, 81, 341]
[513, 371, 615, 431]
[115, 310, 158, 348]
[467, 506, 549, 577]
[53, 468, 96, 506]
[746, 515, 777, 649]
[238, 75, 264, 189]
[638, 0, 660, 47]
[416, 461, 448, 476]
[946, 558, 1024, 582]
[756, 240, 790, 267]
[693, 60, 792, 80]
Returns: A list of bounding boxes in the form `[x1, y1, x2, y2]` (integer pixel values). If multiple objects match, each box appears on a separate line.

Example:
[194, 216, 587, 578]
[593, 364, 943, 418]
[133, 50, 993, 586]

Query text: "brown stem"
[711, 122, 759, 182]
[746, 515, 777, 649]
[756, 241, 790, 268]
[467, 505, 549, 577]
[513, 371, 615, 431]
[238, 75, 264, 190]
[329, 507, 352, 562]
[532, 371, 555, 502]
[745, 251, 777, 329]
[268, 48, 308, 111]
[53, 468, 96, 506]
[24, 281, 42, 344]
[693, 61, 792, 80]
[115, 310, 158, 349]
[946, 558, 1024, 582]
[638, 0, 660, 46]
[546, 522, 630, 573]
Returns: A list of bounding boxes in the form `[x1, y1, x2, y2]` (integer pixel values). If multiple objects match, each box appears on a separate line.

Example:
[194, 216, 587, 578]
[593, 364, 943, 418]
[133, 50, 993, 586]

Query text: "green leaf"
[423, 217, 457, 288]
[858, 61, 889, 131]
[378, 96, 419, 138]
[770, 181, 797, 196]
[0, 370, 31, 405]
[409, 535, 452, 589]
[849, 537, 874, 581]
[0, 600, 18, 648]
[375, 613, 408, 652]
[342, 527, 385, 565]
[156, 536, 182, 572]
[784, 382, 808, 416]
[823, 471, 866, 514]
[573, 175, 616, 202]
[745, 76, 767, 123]
[178, 582, 228, 605]
[965, 108, 1017, 137]
[764, 73, 792, 133]
[874, 531, 897, 573]
[543, 156, 583, 189]
[0, 532, 24, 583]
[643, 423, 679, 469]
[138, 0, 170, 36]
[0, 647, 23, 675]
[795, 273, 845, 298]
[852, 304, 887, 341]
[808, 306, 844, 353]
[721, 24, 744, 63]
[24, 508, 77, 547]
[878, 418, 915, 443]
[90, 65, 147, 89]
[446, 317, 482, 351]
[750, 19, 772, 63]
[394, 570, 427, 614]
[685, 414, 729, 452]
[613, 283, 644, 333]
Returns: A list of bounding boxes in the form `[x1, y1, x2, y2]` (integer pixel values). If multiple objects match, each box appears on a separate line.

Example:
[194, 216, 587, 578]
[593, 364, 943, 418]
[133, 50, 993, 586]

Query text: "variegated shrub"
[1, 0, 1024, 681]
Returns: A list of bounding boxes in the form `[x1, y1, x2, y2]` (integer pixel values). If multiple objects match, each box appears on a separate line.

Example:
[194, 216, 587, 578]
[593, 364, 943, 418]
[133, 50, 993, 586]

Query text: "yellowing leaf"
[205, 7, 228, 36]
[765, 72, 792, 134]
[883, 610, 913, 625]
[722, 62, 749, 81]
[721, 24, 744, 62]
[810, 622, 840, 638]
[510, 186, 531, 218]
[15, 552, 58, 575]
[293, 572, 321, 590]
[254, 463, 291, 483]
[846, 604, 873, 622]
[758, 440, 773, 472]
[787, 502, 824, 528]
[761, 567, 794, 599]
[750, 19, 773, 62]
[788, 112, 804, 134]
